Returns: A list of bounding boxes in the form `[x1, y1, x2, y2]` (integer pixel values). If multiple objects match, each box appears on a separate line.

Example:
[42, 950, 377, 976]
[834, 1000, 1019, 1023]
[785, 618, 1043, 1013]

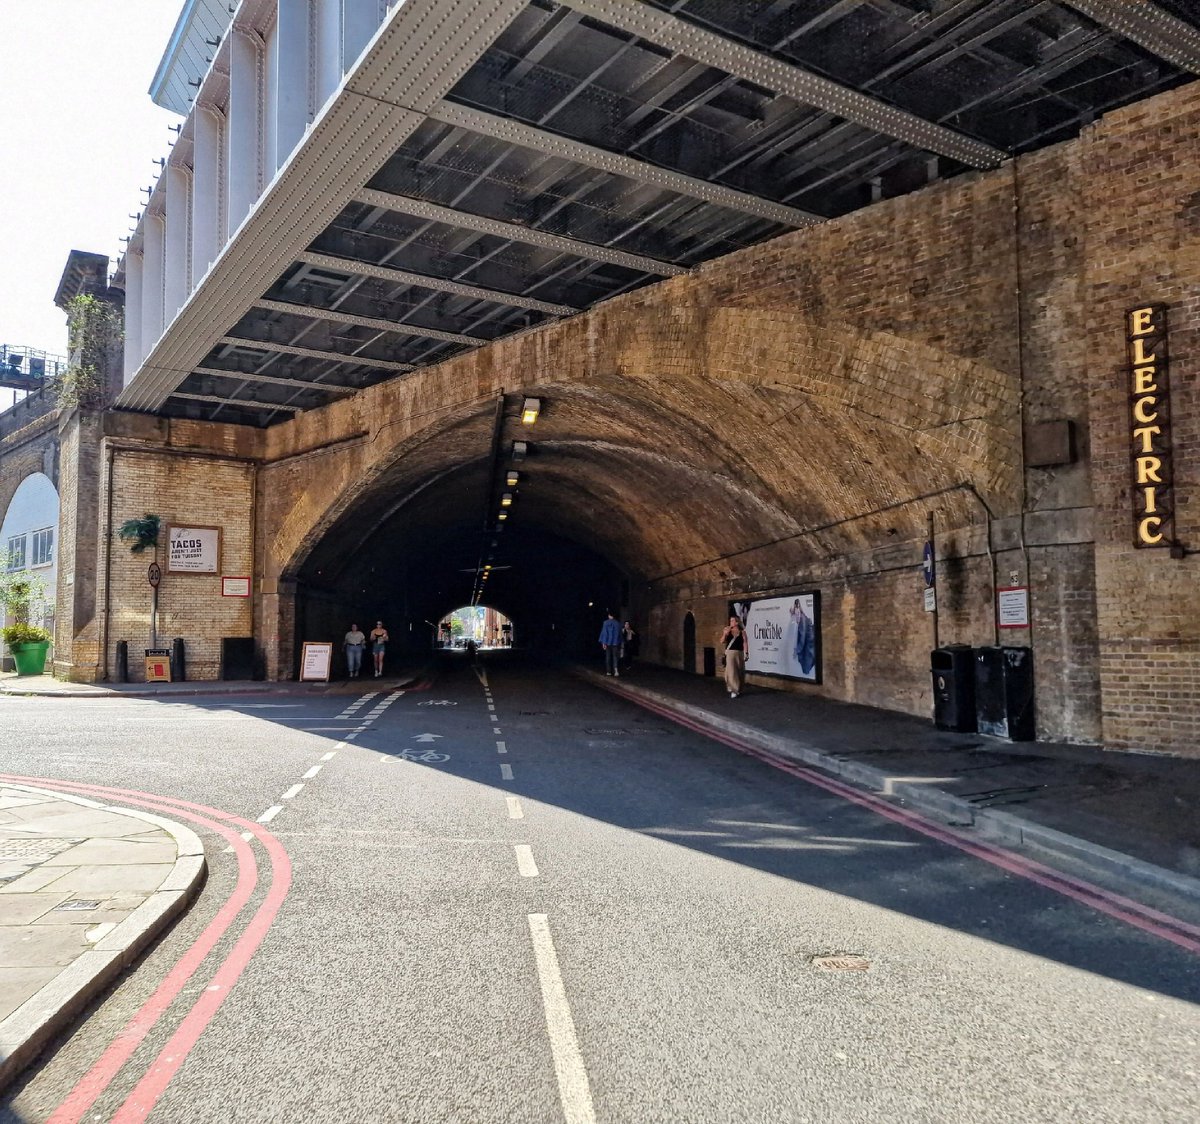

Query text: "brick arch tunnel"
[277, 332, 1015, 683]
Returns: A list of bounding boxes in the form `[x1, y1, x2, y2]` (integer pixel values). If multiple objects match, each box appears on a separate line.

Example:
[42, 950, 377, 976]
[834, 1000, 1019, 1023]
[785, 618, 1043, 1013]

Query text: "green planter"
[11, 640, 50, 677]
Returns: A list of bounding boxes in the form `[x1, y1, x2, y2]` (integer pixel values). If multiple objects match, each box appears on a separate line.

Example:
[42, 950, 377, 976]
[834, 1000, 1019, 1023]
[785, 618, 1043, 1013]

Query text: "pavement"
[0, 784, 206, 1091]
[582, 662, 1200, 910]
[0, 670, 421, 698]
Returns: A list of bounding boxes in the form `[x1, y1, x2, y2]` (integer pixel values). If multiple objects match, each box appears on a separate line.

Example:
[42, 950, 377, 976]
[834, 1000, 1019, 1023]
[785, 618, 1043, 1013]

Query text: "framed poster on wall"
[728, 592, 822, 684]
[167, 525, 222, 574]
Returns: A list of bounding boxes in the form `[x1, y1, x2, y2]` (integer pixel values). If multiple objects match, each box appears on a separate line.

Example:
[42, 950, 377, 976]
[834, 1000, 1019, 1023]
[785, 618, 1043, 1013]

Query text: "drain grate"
[54, 899, 103, 912]
[811, 954, 871, 972]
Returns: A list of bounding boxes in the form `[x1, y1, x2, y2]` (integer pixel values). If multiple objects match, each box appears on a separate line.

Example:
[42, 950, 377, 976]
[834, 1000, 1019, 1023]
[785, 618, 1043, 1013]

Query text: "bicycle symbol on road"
[418, 700, 458, 707]
[395, 750, 450, 763]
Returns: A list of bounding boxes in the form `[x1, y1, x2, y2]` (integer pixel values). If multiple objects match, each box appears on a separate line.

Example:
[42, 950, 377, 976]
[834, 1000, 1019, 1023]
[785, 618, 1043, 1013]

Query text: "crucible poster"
[729, 592, 821, 683]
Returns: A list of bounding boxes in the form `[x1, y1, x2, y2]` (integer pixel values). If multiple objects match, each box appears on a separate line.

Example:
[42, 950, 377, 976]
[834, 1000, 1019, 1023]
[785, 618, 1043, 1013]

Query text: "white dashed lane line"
[506, 797, 524, 819]
[515, 845, 539, 877]
[500, 763, 514, 781]
[497, 741, 507, 754]
[258, 805, 283, 824]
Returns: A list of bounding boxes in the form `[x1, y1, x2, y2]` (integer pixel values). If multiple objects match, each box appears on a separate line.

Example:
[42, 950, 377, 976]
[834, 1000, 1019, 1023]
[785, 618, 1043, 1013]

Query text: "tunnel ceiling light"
[498, 511, 508, 521]
[511, 441, 528, 462]
[521, 397, 541, 425]
[500, 492, 513, 507]
[484, 564, 492, 570]
[506, 471, 519, 487]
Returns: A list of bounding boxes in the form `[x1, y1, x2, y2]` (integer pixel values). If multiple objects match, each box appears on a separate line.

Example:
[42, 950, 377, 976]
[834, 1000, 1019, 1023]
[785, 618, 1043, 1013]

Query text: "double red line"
[1, 775, 292, 1123]
[596, 685, 1200, 956]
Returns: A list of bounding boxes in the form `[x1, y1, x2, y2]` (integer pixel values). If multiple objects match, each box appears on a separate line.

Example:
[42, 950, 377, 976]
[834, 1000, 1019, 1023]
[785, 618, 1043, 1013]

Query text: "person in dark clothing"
[599, 612, 623, 676]
[721, 615, 746, 698]
[620, 621, 638, 671]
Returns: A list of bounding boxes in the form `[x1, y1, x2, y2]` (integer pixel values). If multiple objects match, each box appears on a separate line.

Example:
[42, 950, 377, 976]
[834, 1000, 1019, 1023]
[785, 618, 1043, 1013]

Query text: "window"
[31, 527, 53, 567]
[5, 535, 25, 571]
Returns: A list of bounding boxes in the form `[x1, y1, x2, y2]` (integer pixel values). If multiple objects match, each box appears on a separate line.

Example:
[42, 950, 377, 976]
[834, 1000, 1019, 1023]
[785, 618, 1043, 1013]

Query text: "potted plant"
[2, 621, 53, 676]
[0, 567, 51, 676]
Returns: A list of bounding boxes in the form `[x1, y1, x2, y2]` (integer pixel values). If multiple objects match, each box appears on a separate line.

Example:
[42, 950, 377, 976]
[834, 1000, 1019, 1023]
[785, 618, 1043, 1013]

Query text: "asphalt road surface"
[2, 654, 1198, 1123]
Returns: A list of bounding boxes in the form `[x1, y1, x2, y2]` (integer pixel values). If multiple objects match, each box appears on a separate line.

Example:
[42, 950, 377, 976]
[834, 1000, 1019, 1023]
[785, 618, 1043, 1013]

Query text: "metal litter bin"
[974, 646, 1035, 741]
[931, 645, 976, 732]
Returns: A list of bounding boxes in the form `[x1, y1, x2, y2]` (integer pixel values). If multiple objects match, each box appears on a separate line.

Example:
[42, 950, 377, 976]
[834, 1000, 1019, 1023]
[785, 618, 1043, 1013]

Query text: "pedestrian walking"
[721, 615, 746, 698]
[620, 621, 638, 671]
[344, 622, 365, 678]
[369, 620, 389, 678]
[599, 611, 622, 677]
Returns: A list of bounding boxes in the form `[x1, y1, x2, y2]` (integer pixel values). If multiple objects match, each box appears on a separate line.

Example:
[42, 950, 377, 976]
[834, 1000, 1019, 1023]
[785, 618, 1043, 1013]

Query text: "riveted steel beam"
[253, 296, 483, 346]
[428, 101, 822, 227]
[218, 335, 415, 371]
[553, 0, 1007, 168]
[193, 365, 359, 396]
[169, 391, 303, 413]
[299, 250, 579, 316]
[1063, 0, 1200, 73]
[355, 187, 689, 276]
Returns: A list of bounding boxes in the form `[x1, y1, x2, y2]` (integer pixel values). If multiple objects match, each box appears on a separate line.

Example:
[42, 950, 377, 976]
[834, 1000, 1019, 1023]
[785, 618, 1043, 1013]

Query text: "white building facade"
[1, 472, 59, 668]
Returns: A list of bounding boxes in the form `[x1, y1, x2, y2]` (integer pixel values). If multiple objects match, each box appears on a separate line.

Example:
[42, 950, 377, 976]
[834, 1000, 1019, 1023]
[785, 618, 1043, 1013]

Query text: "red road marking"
[0, 776, 292, 1121]
[594, 685, 1200, 955]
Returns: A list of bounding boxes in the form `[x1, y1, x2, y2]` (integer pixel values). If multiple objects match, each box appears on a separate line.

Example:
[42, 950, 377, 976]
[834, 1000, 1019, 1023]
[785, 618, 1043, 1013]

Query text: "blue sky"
[0, 0, 181, 398]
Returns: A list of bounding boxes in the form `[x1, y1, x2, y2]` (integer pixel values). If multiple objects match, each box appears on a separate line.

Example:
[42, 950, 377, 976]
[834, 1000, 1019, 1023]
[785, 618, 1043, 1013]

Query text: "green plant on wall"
[117, 514, 161, 554]
[57, 292, 122, 409]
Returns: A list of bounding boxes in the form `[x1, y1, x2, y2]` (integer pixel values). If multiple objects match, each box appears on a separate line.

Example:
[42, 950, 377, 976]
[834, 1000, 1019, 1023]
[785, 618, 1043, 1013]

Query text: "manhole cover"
[0, 837, 80, 864]
[54, 899, 102, 912]
[811, 954, 871, 972]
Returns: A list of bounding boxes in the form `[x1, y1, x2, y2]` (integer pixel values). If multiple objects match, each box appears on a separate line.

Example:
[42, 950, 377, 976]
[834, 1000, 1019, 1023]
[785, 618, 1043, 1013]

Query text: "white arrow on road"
[412, 733, 444, 742]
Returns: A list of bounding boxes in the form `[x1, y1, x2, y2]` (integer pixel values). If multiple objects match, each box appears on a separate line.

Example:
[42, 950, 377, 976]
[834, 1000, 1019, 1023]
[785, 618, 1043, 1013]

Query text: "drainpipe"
[101, 443, 116, 680]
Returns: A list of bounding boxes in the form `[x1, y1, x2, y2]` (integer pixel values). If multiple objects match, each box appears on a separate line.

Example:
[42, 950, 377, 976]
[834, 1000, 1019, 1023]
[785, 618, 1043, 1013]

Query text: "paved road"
[2, 654, 1198, 1123]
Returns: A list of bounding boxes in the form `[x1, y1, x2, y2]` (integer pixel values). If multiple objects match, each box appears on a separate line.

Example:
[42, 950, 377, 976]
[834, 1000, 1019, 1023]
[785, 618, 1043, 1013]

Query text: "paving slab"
[585, 664, 1200, 912]
[0, 784, 206, 1092]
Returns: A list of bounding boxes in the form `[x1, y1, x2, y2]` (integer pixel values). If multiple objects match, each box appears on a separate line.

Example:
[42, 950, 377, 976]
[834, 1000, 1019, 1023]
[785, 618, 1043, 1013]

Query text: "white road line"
[496, 741, 507, 754]
[506, 796, 524, 820]
[527, 914, 596, 1124]
[321, 751, 337, 760]
[515, 845, 539, 877]
[281, 784, 304, 800]
[493, 727, 502, 734]
[500, 763, 514, 781]
[303, 765, 322, 779]
[258, 805, 283, 823]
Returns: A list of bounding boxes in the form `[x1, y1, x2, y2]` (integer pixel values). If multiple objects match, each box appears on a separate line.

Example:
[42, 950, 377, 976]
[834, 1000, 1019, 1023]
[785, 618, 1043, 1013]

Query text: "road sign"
[148, 562, 162, 588]
[922, 541, 935, 587]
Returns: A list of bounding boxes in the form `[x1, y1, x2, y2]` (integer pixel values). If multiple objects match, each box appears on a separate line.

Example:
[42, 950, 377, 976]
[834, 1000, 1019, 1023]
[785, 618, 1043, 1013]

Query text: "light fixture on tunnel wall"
[511, 441, 528, 461]
[506, 471, 519, 487]
[521, 398, 541, 425]
[498, 511, 508, 521]
[500, 492, 513, 507]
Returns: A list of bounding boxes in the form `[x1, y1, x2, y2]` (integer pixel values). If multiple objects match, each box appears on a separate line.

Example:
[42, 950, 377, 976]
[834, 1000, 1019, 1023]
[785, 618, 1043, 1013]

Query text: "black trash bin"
[931, 645, 976, 732]
[974, 646, 1035, 741]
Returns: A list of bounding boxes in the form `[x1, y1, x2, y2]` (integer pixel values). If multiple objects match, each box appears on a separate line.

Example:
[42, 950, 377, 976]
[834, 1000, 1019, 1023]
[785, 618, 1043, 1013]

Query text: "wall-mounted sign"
[144, 654, 171, 682]
[997, 586, 1030, 629]
[923, 586, 936, 613]
[167, 525, 222, 574]
[1127, 304, 1174, 548]
[147, 562, 161, 588]
[221, 576, 251, 598]
[729, 592, 821, 683]
[300, 641, 333, 682]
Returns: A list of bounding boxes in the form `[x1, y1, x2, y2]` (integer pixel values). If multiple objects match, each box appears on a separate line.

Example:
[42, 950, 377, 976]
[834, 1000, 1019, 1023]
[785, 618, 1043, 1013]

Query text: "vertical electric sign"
[1127, 304, 1173, 548]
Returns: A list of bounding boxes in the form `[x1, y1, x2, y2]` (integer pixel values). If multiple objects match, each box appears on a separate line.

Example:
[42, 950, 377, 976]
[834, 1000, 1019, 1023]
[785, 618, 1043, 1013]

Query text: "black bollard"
[171, 637, 186, 682]
[115, 640, 129, 683]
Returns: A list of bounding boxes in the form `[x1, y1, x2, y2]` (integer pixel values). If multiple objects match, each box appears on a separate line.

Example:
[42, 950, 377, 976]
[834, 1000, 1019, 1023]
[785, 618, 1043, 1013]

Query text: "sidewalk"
[0, 670, 425, 699]
[585, 664, 1200, 911]
[0, 784, 206, 1090]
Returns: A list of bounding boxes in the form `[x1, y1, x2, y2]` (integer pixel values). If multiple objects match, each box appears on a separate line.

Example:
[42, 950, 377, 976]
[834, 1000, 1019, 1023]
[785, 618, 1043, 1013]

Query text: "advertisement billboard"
[729, 592, 821, 683]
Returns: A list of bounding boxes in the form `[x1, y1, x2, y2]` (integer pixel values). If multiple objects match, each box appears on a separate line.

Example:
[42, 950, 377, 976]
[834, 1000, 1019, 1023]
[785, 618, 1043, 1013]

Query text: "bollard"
[115, 640, 129, 683]
[170, 637, 186, 682]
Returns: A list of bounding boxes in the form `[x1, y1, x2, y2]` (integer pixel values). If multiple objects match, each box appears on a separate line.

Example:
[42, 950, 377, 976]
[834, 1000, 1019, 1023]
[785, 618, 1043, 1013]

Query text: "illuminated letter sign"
[1126, 305, 1173, 548]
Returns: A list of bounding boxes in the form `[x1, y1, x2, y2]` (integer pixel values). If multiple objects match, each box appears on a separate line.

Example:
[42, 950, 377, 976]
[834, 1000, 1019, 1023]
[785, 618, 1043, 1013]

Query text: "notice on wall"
[924, 586, 936, 614]
[997, 586, 1030, 629]
[167, 525, 222, 574]
[300, 641, 333, 682]
[221, 576, 251, 598]
[729, 593, 821, 683]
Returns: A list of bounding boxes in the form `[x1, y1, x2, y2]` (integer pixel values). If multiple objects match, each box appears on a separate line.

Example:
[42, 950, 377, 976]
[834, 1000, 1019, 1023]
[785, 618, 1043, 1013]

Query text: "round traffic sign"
[148, 562, 162, 588]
